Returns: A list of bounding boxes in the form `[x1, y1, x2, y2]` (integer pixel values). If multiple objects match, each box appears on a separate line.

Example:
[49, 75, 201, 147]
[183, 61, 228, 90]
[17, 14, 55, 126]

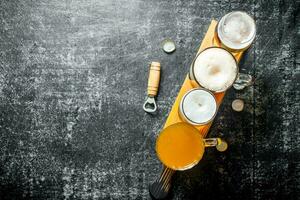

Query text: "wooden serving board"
[149, 20, 247, 199]
[163, 20, 244, 137]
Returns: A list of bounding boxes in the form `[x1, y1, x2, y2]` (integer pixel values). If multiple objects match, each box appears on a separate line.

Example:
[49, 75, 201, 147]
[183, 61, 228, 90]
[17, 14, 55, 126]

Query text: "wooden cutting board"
[163, 20, 244, 137]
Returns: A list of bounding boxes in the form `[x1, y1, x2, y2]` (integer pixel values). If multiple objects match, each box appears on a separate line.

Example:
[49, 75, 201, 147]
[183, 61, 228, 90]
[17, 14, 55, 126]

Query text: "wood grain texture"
[163, 20, 244, 134]
[0, 0, 299, 199]
[147, 62, 161, 97]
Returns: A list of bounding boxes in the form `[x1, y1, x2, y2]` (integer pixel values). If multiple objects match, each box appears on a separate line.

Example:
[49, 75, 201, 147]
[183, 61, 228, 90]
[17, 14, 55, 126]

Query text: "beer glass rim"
[156, 122, 205, 171]
[217, 11, 257, 45]
[191, 46, 239, 92]
[180, 88, 217, 126]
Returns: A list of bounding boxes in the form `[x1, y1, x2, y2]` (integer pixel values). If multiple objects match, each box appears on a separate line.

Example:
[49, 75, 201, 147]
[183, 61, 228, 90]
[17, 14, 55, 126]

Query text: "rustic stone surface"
[0, 0, 299, 199]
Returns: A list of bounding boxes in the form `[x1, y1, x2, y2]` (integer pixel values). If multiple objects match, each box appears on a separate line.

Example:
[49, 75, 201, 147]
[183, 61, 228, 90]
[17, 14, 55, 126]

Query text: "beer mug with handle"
[149, 122, 227, 199]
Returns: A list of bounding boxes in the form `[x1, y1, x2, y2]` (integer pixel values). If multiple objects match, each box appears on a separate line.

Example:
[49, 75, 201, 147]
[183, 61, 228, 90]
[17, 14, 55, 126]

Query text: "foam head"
[193, 47, 238, 92]
[218, 11, 256, 50]
[180, 89, 217, 125]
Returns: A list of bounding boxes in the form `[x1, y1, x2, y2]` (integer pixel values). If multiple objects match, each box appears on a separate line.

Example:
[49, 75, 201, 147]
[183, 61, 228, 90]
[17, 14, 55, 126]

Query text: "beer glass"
[214, 11, 256, 52]
[149, 123, 228, 199]
[189, 47, 238, 92]
[179, 88, 217, 126]
[156, 122, 227, 170]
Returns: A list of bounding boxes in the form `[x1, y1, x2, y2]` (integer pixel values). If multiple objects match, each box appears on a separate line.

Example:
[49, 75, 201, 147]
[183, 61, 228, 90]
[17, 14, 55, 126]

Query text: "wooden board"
[163, 20, 244, 137]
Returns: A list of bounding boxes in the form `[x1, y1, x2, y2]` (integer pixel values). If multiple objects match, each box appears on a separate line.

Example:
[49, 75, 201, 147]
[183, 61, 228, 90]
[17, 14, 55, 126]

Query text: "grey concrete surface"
[0, 0, 299, 199]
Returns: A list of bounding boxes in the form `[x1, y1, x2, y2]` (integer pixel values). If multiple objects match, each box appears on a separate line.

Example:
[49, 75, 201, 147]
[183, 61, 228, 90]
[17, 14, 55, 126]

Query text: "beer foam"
[218, 11, 256, 50]
[193, 48, 237, 92]
[181, 89, 217, 124]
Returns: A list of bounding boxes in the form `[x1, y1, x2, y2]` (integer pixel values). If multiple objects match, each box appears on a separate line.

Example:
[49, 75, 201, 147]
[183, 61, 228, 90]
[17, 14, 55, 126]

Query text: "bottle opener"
[143, 62, 161, 113]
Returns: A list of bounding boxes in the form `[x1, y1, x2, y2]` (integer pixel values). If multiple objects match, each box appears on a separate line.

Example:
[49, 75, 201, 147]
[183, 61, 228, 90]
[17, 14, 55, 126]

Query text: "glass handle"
[204, 138, 219, 147]
[204, 138, 228, 152]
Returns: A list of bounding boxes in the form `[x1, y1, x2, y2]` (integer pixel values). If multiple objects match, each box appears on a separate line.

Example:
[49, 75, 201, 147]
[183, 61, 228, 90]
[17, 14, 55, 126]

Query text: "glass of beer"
[156, 122, 227, 170]
[215, 11, 256, 52]
[179, 88, 217, 126]
[189, 47, 238, 92]
[149, 122, 228, 199]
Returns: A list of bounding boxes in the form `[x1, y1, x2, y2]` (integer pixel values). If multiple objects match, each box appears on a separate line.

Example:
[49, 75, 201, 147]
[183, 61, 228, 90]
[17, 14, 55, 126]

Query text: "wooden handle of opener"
[147, 62, 161, 97]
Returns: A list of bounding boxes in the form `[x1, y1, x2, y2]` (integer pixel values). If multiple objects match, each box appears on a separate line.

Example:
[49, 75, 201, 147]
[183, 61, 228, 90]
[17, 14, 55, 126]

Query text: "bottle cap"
[216, 139, 228, 152]
[162, 39, 176, 53]
[232, 99, 244, 112]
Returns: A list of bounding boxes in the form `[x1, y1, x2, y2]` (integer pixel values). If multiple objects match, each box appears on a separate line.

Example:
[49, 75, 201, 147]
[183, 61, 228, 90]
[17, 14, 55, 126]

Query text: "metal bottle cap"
[216, 139, 228, 152]
[232, 99, 244, 112]
[162, 39, 176, 53]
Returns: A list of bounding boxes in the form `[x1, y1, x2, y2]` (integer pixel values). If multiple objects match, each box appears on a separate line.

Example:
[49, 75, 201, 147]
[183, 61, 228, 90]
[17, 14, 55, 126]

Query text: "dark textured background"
[0, 0, 299, 199]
